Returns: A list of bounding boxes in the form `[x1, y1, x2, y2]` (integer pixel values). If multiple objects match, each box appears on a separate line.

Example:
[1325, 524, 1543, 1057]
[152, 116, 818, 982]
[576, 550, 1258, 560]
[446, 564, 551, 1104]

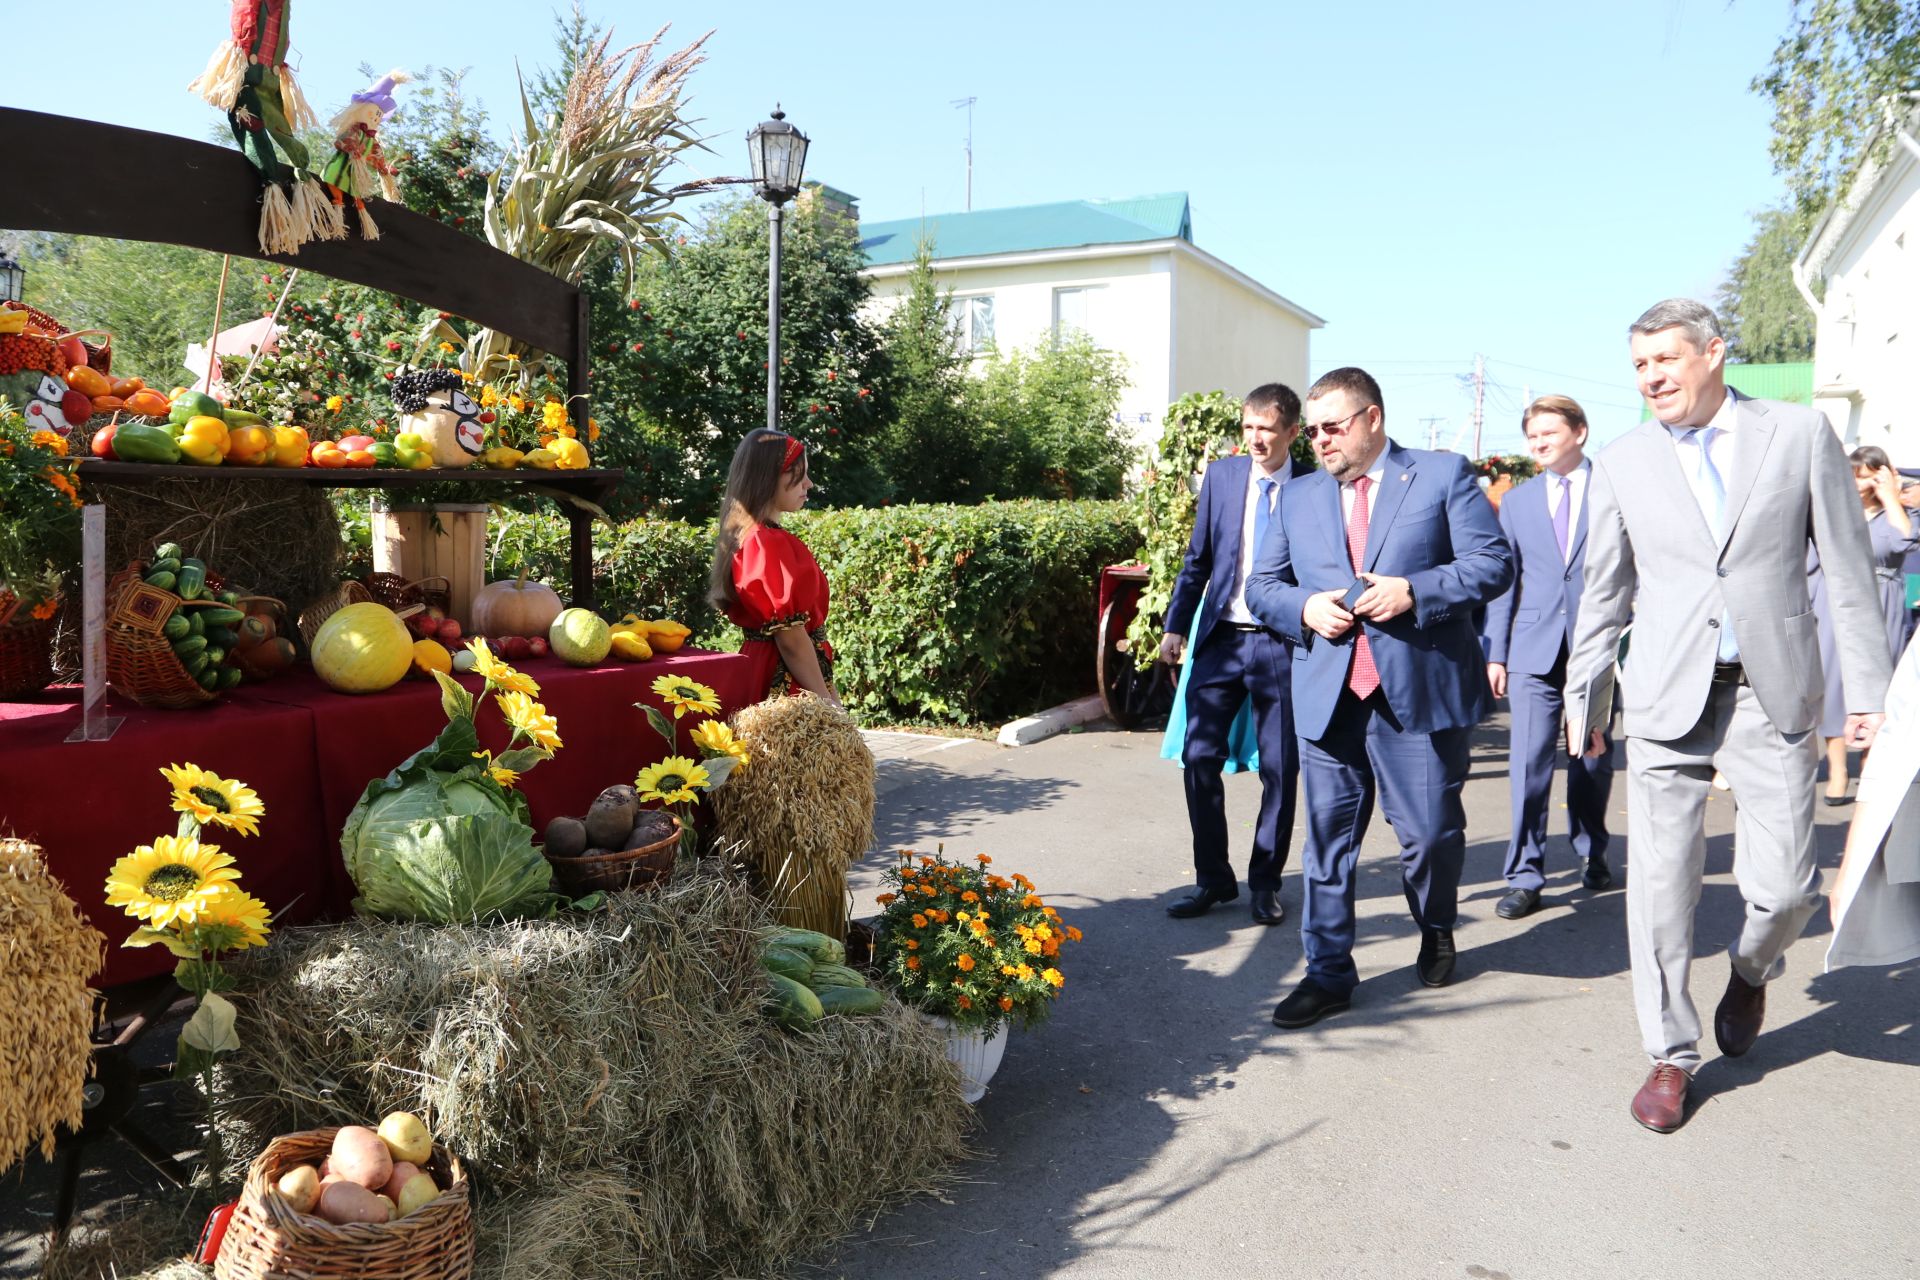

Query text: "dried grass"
[38, 1196, 211, 1280]
[214, 872, 970, 1280]
[0, 838, 104, 1174]
[711, 697, 876, 941]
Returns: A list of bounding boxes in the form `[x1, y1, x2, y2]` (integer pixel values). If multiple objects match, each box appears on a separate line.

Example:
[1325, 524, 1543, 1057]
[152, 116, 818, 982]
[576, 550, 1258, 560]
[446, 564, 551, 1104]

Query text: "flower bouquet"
[871, 849, 1082, 1038]
[633, 673, 749, 867]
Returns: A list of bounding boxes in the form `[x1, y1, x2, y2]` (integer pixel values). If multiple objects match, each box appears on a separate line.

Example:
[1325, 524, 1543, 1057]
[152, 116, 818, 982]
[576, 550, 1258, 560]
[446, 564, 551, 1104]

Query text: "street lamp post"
[746, 107, 809, 432]
[0, 248, 23, 304]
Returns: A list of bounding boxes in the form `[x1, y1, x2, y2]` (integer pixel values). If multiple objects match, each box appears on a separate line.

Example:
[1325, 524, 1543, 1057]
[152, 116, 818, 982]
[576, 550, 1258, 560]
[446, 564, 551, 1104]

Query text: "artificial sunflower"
[188, 883, 274, 951]
[651, 675, 722, 720]
[103, 836, 240, 929]
[159, 762, 266, 838]
[466, 640, 540, 696]
[489, 765, 521, 788]
[496, 690, 563, 753]
[689, 718, 750, 766]
[634, 755, 711, 805]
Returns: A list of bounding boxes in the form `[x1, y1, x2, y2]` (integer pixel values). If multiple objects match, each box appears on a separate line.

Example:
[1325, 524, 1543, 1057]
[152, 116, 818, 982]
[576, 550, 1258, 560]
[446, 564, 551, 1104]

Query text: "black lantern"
[746, 107, 809, 206]
[0, 248, 22, 304]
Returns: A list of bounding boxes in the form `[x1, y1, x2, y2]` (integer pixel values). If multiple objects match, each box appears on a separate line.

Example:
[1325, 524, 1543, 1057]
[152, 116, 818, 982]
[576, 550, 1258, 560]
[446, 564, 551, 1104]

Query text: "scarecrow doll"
[320, 70, 412, 240]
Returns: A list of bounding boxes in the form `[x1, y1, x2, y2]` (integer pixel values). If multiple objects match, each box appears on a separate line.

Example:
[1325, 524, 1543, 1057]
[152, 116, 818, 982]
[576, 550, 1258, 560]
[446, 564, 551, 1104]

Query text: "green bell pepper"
[111, 423, 183, 464]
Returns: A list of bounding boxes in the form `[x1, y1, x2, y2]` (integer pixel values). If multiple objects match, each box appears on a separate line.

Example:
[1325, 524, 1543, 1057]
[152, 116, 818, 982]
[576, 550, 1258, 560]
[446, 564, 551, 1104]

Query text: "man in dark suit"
[1160, 383, 1313, 925]
[1483, 395, 1615, 920]
[1247, 367, 1513, 1027]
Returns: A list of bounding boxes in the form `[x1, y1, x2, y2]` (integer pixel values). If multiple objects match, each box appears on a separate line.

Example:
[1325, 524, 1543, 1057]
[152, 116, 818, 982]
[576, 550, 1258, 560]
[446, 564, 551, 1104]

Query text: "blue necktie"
[1688, 428, 1738, 661]
[1551, 474, 1571, 560]
[1254, 475, 1277, 556]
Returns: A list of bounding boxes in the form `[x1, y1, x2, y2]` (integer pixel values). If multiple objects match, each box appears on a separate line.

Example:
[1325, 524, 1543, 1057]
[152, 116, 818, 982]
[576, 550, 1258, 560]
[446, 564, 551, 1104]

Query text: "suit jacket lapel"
[1362, 443, 1415, 573]
[1215, 456, 1248, 595]
[1321, 470, 1348, 568]
[1719, 393, 1775, 555]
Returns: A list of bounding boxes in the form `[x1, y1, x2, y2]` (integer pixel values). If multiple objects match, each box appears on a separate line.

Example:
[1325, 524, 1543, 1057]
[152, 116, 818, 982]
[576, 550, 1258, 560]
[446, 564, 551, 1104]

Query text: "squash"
[410, 638, 453, 678]
[311, 602, 414, 694]
[549, 608, 612, 666]
[471, 572, 564, 638]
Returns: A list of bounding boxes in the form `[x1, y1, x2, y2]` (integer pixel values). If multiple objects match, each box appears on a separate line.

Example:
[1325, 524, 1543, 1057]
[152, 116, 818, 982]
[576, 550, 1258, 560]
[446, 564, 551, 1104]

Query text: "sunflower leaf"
[180, 991, 241, 1054]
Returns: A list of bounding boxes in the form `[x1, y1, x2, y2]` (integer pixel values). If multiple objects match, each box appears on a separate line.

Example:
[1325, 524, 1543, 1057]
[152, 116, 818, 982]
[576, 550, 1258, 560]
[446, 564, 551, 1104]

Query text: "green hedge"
[430, 500, 1138, 725]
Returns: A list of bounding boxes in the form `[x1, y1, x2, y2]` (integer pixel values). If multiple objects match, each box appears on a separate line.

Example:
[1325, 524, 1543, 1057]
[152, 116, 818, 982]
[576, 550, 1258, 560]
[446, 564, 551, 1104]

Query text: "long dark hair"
[709, 428, 809, 612]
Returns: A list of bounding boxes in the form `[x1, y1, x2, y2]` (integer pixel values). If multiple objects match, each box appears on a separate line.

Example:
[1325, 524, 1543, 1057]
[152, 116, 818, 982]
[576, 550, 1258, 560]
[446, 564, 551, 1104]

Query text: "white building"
[856, 193, 1323, 447]
[1795, 93, 1920, 464]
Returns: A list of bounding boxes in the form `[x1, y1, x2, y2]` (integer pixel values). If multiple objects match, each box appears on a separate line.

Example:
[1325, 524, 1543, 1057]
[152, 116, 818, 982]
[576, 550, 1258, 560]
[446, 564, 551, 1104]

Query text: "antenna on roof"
[951, 96, 976, 210]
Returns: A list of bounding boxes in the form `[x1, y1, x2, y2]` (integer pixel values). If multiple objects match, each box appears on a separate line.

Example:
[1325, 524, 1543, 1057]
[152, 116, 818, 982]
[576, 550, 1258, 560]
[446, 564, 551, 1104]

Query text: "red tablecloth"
[0, 648, 753, 987]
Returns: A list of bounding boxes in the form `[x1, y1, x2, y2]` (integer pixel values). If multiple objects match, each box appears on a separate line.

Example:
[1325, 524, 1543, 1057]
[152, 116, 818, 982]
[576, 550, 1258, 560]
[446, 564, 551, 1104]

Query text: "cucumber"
[202, 646, 225, 667]
[144, 570, 178, 592]
[182, 651, 211, 677]
[188, 610, 206, 637]
[216, 666, 244, 689]
[179, 557, 206, 573]
[148, 556, 182, 577]
[762, 927, 845, 966]
[815, 985, 885, 1016]
[195, 667, 221, 691]
[217, 590, 241, 606]
[171, 634, 208, 656]
[152, 542, 184, 562]
[162, 613, 192, 641]
[176, 564, 207, 600]
[766, 973, 824, 1030]
[805, 962, 869, 991]
[198, 607, 246, 628]
[760, 946, 814, 985]
[206, 626, 238, 650]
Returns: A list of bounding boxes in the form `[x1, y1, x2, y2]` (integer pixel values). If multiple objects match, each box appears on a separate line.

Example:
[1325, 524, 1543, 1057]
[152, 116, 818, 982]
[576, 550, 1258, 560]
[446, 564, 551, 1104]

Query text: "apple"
[91, 422, 118, 459]
[57, 335, 87, 369]
[436, 618, 462, 643]
[415, 615, 441, 639]
[502, 635, 532, 661]
[526, 635, 549, 659]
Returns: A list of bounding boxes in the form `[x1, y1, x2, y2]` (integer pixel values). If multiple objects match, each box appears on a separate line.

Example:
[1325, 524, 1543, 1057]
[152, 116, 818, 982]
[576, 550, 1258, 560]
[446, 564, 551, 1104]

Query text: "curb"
[996, 695, 1107, 747]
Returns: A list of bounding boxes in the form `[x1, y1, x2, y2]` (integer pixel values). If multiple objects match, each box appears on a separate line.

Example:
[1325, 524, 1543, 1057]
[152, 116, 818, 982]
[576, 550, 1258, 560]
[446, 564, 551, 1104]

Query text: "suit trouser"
[1297, 690, 1470, 996]
[1625, 674, 1821, 1071]
[1504, 645, 1614, 890]
[1181, 626, 1298, 893]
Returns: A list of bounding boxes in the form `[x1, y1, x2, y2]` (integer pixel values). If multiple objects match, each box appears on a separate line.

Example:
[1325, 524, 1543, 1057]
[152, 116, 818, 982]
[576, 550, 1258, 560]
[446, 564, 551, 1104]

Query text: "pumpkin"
[471, 572, 564, 638]
[311, 602, 414, 693]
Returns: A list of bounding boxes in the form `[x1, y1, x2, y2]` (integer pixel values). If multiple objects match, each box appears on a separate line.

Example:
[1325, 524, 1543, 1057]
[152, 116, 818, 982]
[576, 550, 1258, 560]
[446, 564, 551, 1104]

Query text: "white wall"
[1170, 250, 1315, 410]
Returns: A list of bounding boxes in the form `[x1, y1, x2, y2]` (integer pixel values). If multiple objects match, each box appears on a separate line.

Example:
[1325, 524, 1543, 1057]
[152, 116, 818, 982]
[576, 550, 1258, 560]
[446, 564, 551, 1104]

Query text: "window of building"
[1052, 285, 1107, 345]
[953, 294, 995, 354]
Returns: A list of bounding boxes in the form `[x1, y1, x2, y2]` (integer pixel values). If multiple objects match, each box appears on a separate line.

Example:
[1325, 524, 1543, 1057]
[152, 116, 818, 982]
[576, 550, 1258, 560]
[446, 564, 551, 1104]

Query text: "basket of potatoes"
[213, 1111, 473, 1280]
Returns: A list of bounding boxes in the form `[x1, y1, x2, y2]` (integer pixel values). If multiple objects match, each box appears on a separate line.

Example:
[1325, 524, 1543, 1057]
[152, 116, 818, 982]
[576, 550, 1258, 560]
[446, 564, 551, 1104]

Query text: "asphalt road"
[827, 714, 1919, 1280]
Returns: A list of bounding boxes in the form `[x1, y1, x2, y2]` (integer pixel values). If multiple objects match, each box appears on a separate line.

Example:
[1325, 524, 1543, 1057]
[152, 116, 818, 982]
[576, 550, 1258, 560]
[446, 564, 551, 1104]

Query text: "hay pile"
[218, 873, 969, 1279]
[0, 838, 104, 1174]
[712, 695, 876, 940]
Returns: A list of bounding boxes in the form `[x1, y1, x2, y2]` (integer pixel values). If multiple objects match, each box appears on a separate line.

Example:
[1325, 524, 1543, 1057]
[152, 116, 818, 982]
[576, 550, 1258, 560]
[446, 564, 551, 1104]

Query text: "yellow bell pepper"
[548, 437, 589, 470]
[226, 424, 274, 466]
[481, 446, 524, 470]
[177, 415, 230, 466]
[270, 425, 309, 467]
[520, 447, 560, 471]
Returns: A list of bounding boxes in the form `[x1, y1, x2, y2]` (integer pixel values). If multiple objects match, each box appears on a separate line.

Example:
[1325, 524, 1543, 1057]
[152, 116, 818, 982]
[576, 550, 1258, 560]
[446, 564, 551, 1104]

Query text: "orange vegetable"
[311, 445, 350, 469]
[122, 389, 170, 418]
[344, 448, 377, 468]
[270, 424, 308, 467]
[109, 376, 146, 397]
[64, 365, 112, 398]
[91, 394, 128, 413]
[227, 424, 273, 466]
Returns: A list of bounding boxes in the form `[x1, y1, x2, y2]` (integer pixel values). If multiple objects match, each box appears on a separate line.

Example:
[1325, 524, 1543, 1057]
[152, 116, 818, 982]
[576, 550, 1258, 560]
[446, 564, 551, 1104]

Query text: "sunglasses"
[1305, 408, 1370, 441]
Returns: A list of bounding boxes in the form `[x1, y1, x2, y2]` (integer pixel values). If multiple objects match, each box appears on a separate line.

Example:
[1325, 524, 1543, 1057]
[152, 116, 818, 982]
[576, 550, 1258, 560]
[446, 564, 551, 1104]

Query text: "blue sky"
[6, 1, 1797, 451]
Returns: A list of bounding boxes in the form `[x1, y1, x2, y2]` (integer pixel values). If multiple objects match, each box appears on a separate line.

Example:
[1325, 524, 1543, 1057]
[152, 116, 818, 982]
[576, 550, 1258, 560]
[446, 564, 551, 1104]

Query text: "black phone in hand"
[1339, 577, 1369, 612]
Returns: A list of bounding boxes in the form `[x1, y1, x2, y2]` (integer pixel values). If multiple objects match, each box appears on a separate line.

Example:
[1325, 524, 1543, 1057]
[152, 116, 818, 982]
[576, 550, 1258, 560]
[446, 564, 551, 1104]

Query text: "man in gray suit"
[1564, 298, 1892, 1134]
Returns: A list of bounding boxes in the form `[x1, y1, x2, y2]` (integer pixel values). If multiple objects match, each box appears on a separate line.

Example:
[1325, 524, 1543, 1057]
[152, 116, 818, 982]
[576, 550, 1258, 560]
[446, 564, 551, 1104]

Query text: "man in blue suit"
[1247, 367, 1513, 1027]
[1483, 395, 1615, 920]
[1160, 383, 1313, 925]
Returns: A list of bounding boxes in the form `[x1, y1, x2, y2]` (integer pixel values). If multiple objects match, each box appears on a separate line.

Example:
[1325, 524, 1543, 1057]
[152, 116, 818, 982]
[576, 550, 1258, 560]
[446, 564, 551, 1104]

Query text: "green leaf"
[433, 668, 476, 724]
[125, 927, 199, 959]
[180, 992, 240, 1055]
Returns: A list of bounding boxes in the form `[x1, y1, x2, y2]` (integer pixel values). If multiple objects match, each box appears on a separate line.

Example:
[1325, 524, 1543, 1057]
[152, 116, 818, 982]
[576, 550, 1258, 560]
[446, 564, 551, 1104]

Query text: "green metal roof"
[860, 193, 1192, 267]
[1638, 362, 1814, 420]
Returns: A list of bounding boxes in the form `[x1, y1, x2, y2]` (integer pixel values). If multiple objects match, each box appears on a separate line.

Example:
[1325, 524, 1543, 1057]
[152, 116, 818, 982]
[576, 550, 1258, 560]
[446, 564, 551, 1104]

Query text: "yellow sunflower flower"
[688, 718, 750, 766]
[104, 836, 240, 928]
[496, 690, 563, 752]
[159, 763, 265, 838]
[634, 756, 711, 804]
[650, 675, 722, 720]
[489, 765, 521, 788]
[188, 883, 273, 951]
[466, 640, 540, 696]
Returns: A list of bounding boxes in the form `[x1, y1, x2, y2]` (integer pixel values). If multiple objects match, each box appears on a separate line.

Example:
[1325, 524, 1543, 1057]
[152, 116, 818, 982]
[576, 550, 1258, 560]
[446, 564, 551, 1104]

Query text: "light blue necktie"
[1688, 428, 1738, 661]
[1254, 475, 1277, 554]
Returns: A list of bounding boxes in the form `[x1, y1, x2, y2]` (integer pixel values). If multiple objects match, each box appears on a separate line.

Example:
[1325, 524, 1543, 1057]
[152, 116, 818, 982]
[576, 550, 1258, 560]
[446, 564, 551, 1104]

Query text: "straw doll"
[319, 70, 412, 240]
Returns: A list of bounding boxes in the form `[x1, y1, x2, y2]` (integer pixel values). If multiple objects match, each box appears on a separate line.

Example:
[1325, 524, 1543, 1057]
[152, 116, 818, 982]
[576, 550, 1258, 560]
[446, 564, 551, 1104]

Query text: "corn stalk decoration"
[463, 26, 722, 385]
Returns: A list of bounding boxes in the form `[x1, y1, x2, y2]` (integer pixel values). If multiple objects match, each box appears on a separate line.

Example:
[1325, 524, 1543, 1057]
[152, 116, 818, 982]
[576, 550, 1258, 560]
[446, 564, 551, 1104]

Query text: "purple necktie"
[1552, 475, 1571, 560]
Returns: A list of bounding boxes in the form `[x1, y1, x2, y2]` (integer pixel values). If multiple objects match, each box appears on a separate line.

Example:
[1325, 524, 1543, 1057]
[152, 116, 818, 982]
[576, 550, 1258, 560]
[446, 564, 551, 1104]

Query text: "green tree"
[1753, 0, 1920, 216]
[380, 66, 501, 234]
[1719, 207, 1818, 361]
[873, 240, 991, 502]
[972, 335, 1133, 500]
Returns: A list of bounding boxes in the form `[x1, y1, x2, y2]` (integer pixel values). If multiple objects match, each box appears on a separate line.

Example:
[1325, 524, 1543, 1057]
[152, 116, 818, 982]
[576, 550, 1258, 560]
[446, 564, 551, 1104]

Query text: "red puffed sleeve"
[731, 526, 813, 631]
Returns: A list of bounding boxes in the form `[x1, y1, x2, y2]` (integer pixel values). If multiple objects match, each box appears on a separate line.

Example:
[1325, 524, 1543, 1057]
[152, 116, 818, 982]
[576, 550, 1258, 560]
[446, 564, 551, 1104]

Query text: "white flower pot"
[924, 1014, 1009, 1104]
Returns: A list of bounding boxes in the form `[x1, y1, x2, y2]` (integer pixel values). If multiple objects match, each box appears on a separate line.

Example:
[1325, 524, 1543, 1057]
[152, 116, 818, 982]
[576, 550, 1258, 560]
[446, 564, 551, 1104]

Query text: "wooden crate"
[371, 503, 489, 629]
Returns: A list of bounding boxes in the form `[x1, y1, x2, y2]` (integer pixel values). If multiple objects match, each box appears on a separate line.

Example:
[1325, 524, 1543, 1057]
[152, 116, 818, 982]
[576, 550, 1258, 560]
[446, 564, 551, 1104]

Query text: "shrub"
[484, 507, 719, 639]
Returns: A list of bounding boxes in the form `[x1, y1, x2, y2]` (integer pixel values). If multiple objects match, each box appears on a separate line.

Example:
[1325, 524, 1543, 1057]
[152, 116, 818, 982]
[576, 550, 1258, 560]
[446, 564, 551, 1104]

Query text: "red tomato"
[91, 421, 119, 459]
[312, 447, 350, 469]
[338, 435, 376, 451]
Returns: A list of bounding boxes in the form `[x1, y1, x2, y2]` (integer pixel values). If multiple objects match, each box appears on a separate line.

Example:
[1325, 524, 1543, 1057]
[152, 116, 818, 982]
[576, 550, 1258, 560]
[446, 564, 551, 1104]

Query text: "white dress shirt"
[1224, 460, 1291, 624]
[1664, 390, 1740, 659]
[1339, 449, 1392, 528]
[1545, 461, 1591, 564]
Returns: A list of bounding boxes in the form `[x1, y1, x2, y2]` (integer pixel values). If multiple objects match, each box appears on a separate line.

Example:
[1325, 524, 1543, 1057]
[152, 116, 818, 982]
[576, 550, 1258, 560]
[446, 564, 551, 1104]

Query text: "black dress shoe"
[1714, 969, 1766, 1057]
[1272, 980, 1350, 1029]
[1166, 885, 1238, 918]
[1250, 888, 1285, 926]
[1495, 887, 1541, 920]
[1582, 856, 1614, 891]
[1416, 927, 1456, 987]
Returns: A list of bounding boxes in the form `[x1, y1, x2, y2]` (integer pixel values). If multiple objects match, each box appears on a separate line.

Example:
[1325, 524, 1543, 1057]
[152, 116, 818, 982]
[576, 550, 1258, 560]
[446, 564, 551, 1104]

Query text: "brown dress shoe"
[1714, 970, 1766, 1057]
[1631, 1063, 1690, 1133]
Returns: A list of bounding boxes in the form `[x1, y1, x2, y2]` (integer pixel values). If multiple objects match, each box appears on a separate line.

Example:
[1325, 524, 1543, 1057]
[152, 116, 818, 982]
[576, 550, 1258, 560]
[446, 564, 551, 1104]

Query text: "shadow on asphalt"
[872, 760, 1078, 851]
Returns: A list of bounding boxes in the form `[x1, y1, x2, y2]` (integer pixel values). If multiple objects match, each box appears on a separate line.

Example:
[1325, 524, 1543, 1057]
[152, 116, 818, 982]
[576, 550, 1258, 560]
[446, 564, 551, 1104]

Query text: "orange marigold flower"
[1025, 939, 1043, 955]
[1013, 874, 1033, 889]
[999, 996, 1014, 1011]
[957, 953, 976, 972]
[906, 939, 919, 950]
[957, 994, 972, 1010]
[919, 855, 936, 866]
[1022, 894, 1043, 909]
[1043, 939, 1060, 957]
[1066, 926, 1084, 942]
[906, 956, 921, 970]
[961, 890, 979, 903]
[900, 868, 917, 880]
[31, 598, 60, 620]
[876, 892, 898, 905]
[977, 854, 992, 865]
[1042, 968, 1064, 988]
[912, 913, 928, 929]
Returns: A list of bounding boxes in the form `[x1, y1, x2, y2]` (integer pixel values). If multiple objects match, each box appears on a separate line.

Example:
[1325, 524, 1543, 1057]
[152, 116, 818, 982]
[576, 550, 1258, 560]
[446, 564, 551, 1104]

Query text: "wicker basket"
[547, 814, 680, 895]
[360, 572, 451, 616]
[104, 565, 223, 709]
[0, 613, 57, 700]
[297, 580, 372, 650]
[213, 1127, 474, 1280]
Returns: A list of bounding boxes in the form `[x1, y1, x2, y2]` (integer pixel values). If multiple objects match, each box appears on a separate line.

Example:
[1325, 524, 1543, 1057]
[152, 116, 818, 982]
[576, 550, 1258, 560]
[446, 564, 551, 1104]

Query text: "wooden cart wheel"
[1097, 601, 1173, 729]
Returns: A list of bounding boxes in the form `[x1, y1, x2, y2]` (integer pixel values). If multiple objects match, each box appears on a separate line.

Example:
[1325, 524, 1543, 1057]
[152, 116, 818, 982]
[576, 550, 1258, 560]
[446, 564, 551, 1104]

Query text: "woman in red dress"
[708, 428, 841, 705]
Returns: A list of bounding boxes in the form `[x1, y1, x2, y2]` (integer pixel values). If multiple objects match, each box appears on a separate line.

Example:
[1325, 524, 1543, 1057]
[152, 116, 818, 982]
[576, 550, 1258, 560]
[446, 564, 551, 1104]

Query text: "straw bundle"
[711, 696, 876, 941]
[0, 838, 104, 1173]
[215, 873, 969, 1280]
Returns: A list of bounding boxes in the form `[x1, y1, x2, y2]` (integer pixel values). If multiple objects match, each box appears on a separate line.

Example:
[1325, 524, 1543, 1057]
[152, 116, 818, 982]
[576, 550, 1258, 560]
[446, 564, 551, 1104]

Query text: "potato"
[377, 1111, 433, 1165]
[543, 815, 588, 859]
[585, 786, 638, 849]
[275, 1164, 321, 1214]
[316, 1179, 391, 1225]
[330, 1125, 393, 1190]
[377, 1195, 398, 1219]
[393, 1167, 440, 1217]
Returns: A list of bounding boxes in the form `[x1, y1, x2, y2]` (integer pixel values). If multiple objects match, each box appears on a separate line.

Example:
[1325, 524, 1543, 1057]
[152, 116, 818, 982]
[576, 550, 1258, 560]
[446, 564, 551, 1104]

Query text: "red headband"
[775, 434, 804, 470]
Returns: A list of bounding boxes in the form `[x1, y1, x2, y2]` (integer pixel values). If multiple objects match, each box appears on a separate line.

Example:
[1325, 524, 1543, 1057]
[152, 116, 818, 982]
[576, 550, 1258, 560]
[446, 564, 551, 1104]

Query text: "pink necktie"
[1346, 476, 1379, 699]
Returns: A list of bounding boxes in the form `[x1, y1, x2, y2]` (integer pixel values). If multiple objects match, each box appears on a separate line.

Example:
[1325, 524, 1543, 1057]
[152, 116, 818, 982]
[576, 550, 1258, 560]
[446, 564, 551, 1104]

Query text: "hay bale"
[711, 696, 875, 941]
[219, 873, 969, 1280]
[0, 838, 104, 1174]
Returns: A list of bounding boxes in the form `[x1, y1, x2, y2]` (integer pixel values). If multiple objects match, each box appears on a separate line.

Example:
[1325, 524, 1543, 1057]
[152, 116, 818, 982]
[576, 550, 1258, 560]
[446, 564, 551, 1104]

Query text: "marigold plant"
[873, 848, 1082, 1035]
[0, 399, 82, 624]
